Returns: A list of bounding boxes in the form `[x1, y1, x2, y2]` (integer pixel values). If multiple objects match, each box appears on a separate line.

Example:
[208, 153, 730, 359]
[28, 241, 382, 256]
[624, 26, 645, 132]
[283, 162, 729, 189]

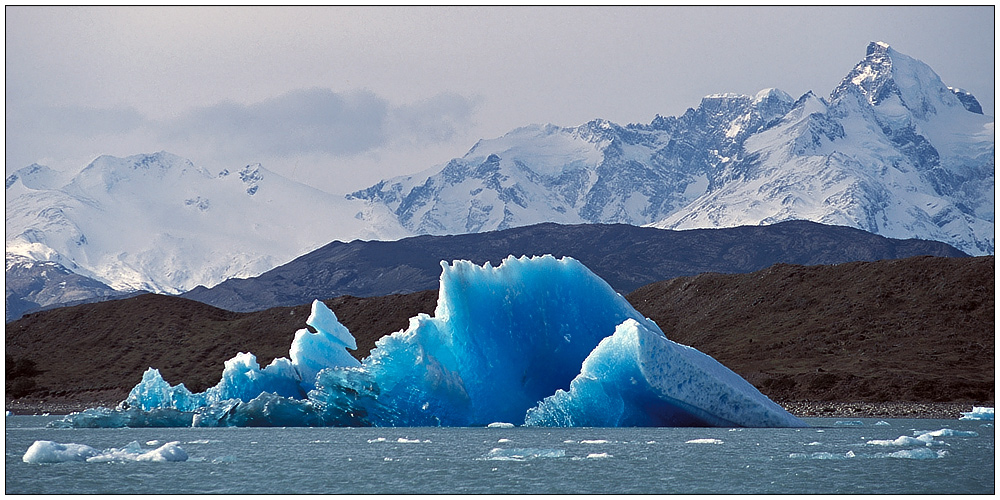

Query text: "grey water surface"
[5, 416, 994, 494]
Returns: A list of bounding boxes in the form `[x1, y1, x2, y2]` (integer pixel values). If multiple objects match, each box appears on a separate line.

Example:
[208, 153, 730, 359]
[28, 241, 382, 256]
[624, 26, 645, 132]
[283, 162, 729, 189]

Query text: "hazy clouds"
[162, 88, 479, 158]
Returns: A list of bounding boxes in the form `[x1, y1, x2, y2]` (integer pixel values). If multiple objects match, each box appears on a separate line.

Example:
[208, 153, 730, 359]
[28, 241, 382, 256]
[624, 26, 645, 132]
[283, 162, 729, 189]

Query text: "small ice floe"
[789, 451, 855, 460]
[875, 449, 949, 460]
[5, 410, 13, 417]
[959, 407, 994, 421]
[867, 428, 977, 447]
[581, 453, 612, 459]
[497, 438, 511, 443]
[396, 438, 422, 444]
[145, 440, 161, 447]
[23, 440, 188, 464]
[916, 428, 978, 438]
[685, 438, 724, 444]
[874, 421, 891, 426]
[367, 437, 388, 443]
[866, 435, 944, 447]
[805, 441, 823, 446]
[579, 439, 609, 444]
[487, 422, 515, 428]
[834, 421, 864, 426]
[483, 448, 566, 461]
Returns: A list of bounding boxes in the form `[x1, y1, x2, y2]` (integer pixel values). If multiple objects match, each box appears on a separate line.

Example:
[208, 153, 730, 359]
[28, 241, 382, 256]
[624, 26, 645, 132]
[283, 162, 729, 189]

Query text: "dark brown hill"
[6, 256, 993, 413]
[629, 255, 994, 403]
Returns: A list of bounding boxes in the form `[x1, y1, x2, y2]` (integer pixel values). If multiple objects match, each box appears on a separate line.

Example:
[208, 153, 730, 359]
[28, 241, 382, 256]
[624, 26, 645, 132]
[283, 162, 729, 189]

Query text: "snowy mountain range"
[5, 153, 408, 319]
[350, 42, 993, 255]
[5, 41, 993, 320]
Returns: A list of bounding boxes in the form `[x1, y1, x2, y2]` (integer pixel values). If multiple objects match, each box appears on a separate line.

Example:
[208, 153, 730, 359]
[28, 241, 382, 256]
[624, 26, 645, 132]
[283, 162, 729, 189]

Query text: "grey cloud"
[162, 88, 479, 159]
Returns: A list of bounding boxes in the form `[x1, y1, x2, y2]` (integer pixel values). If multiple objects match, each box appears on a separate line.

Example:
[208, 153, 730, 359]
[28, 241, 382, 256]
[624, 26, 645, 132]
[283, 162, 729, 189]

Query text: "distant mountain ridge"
[5, 152, 408, 320]
[181, 220, 967, 312]
[350, 42, 993, 255]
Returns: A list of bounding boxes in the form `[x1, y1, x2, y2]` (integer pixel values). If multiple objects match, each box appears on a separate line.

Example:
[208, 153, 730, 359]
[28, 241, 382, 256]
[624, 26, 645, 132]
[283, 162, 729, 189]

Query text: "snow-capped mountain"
[350, 42, 993, 255]
[5, 152, 408, 303]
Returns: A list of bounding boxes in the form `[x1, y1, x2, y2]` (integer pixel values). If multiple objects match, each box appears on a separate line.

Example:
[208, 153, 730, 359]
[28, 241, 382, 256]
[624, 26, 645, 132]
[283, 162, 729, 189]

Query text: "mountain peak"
[866, 40, 891, 56]
[832, 41, 966, 120]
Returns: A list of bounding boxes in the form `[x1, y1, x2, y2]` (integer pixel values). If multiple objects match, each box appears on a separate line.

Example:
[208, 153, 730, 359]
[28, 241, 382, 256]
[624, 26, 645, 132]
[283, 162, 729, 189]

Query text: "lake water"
[5, 416, 994, 494]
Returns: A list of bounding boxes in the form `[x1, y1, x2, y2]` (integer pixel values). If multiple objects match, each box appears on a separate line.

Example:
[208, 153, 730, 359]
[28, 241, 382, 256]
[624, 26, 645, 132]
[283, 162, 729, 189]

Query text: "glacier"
[53, 255, 805, 428]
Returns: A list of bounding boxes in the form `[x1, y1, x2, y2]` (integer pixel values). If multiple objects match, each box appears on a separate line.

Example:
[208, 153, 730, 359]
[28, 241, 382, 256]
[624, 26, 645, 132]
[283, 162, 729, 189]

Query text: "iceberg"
[54, 255, 805, 428]
[960, 407, 994, 420]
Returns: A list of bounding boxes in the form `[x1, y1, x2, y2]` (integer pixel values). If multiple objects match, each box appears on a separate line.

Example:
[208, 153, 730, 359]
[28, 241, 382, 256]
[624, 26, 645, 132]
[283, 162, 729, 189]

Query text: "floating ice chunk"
[23, 441, 100, 463]
[874, 421, 890, 426]
[484, 448, 566, 460]
[23, 440, 187, 463]
[960, 407, 994, 420]
[789, 451, 854, 460]
[580, 439, 610, 444]
[915, 428, 978, 438]
[867, 428, 977, 447]
[497, 438, 511, 443]
[487, 422, 515, 428]
[867, 435, 942, 447]
[876, 448, 949, 460]
[686, 438, 724, 444]
[6, 410, 13, 417]
[834, 421, 864, 426]
[584, 453, 612, 459]
[396, 438, 422, 443]
[524, 318, 806, 427]
[133, 441, 188, 462]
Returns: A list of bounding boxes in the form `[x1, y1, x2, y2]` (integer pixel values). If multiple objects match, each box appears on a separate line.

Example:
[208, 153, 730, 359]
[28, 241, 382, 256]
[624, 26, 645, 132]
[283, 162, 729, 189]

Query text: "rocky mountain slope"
[351, 42, 993, 256]
[6, 255, 991, 410]
[180, 220, 966, 312]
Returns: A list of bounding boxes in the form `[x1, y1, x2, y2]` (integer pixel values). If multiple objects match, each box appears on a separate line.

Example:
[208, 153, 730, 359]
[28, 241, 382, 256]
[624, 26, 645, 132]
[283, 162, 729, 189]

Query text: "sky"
[5, 5, 995, 194]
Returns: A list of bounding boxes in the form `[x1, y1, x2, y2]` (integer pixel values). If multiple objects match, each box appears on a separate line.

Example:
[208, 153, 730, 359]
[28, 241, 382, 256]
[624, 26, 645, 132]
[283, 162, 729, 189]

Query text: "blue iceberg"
[54, 255, 805, 428]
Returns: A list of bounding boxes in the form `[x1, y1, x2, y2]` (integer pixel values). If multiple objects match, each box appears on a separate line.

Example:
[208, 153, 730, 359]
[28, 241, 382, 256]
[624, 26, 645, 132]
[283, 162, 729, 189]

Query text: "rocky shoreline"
[776, 401, 982, 420]
[5, 397, 989, 421]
